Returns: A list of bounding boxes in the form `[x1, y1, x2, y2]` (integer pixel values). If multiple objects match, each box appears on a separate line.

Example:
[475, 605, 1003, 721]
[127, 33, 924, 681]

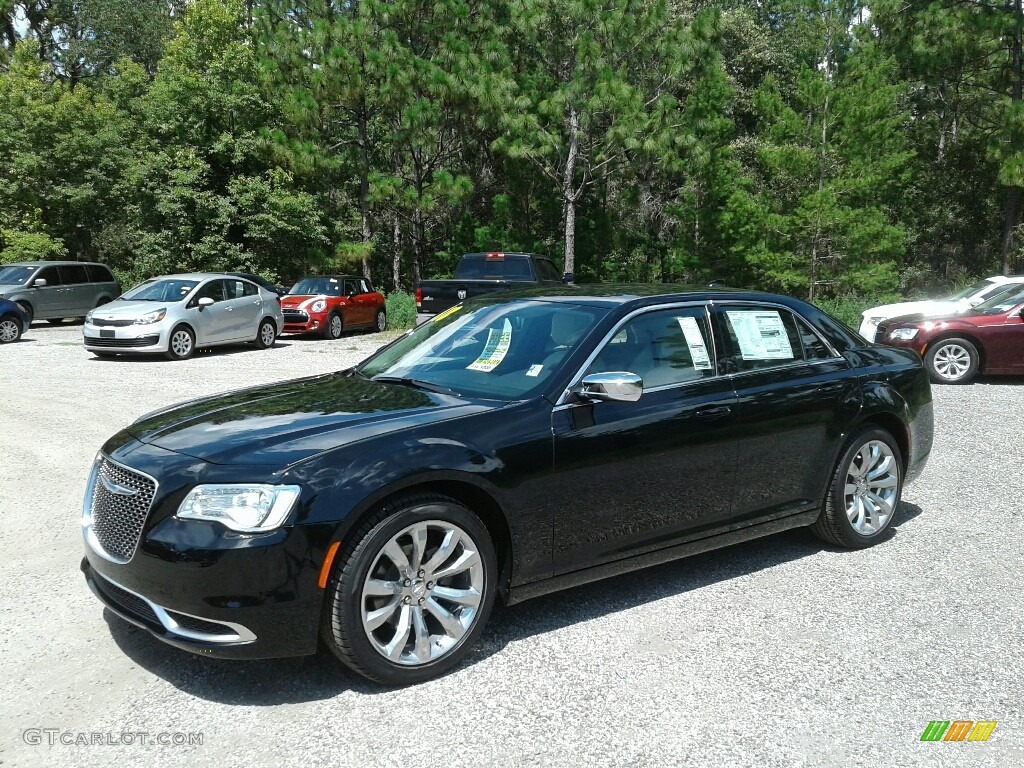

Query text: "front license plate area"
[100, 329, 114, 338]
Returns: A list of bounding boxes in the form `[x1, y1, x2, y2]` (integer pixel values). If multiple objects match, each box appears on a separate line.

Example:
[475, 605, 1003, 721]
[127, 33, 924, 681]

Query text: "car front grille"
[84, 335, 160, 348]
[90, 318, 136, 327]
[282, 309, 309, 323]
[93, 572, 161, 626]
[85, 457, 157, 563]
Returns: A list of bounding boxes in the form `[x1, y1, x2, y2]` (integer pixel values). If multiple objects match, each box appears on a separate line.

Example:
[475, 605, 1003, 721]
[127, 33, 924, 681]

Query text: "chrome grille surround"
[82, 454, 158, 564]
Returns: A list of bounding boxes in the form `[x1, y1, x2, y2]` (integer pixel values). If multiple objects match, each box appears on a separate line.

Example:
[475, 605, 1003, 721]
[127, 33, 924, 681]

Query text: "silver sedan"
[83, 273, 284, 360]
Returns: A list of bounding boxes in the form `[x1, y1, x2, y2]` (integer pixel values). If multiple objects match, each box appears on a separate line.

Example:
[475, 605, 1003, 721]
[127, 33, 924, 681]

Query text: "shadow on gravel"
[87, 342, 294, 362]
[105, 502, 922, 703]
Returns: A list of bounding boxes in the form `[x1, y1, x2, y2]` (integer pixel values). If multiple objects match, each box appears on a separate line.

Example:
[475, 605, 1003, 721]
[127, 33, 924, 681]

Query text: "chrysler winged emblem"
[457, 289, 468, 300]
[100, 474, 139, 497]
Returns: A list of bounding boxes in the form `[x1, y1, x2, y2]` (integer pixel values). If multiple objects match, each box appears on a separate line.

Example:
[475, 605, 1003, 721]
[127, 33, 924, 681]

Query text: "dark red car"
[879, 287, 1024, 383]
[280, 275, 386, 339]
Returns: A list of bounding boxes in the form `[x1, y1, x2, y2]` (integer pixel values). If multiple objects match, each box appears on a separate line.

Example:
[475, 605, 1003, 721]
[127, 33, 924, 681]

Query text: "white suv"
[859, 275, 1024, 342]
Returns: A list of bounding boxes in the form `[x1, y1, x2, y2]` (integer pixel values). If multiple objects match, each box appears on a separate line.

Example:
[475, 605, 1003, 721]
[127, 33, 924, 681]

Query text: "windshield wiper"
[371, 376, 460, 396]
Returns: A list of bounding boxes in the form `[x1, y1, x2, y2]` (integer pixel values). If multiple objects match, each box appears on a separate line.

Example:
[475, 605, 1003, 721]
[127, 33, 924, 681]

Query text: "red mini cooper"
[879, 286, 1024, 383]
[280, 275, 386, 338]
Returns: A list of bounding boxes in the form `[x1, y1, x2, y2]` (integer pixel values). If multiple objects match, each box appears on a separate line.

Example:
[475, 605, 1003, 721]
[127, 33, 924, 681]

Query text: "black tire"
[811, 426, 903, 549]
[924, 337, 979, 384]
[323, 311, 344, 340]
[0, 314, 22, 343]
[321, 493, 498, 686]
[15, 302, 33, 325]
[374, 309, 387, 333]
[254, 318, 277, 349]
[165, 325, 196, 361]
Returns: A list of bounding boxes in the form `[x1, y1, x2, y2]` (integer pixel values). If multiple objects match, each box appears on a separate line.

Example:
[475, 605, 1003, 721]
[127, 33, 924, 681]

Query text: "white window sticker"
[726, 310, 794, 360]
[526, 364, 544, 377]
[676, 316, 713, 370]
[466, 319, 513, 372]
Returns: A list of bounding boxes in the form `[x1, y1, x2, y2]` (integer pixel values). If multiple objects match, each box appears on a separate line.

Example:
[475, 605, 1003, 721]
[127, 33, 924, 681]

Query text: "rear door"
[58, 263, 91, 316]
[711, 302, 860, 523]
[222, 278, 262, 340]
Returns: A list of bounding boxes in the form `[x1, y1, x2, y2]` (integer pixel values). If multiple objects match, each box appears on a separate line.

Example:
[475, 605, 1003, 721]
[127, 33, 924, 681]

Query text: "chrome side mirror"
[578, 372, 643, 402]
[33, 278, 47, 287]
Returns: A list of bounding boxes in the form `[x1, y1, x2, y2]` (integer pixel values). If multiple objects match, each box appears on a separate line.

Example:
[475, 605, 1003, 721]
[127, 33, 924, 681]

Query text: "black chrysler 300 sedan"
[82, 286, 933, 685]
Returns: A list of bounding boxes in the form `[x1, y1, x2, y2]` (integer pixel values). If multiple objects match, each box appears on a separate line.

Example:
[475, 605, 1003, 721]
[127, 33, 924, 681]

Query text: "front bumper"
[280, 309, 328, 335]
[83, 321, 168, 353]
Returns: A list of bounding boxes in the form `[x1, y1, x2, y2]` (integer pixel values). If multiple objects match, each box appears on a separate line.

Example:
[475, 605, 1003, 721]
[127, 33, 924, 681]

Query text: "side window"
[795, 316, 835, 360]
[586, 308, 715, 388]
[535, 259, 562, 281]
[195, 280, 227, 303]
[504, 257, 534, 281]
[85, 264, 115, 283]
[60, 264, 89, 284]
[360, 279, 372, 294]
[718, 307, 804, 372]
[222, 280, 248, 300]
[37, 266, 62, 286]
[240, 280, 258, 297]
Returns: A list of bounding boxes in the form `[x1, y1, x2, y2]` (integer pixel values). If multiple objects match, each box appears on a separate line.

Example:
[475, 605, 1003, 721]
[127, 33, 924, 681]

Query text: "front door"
[977, 303, 1024, 373]
[550, 305, 738, 575]
[711, 303, 859, 523]
[32, 265, 66, 318]
[189, 279, 234, 344]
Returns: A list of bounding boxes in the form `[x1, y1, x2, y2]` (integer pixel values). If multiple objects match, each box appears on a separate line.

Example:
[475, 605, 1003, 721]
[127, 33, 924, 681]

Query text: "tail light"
[415, 287, 422, 307]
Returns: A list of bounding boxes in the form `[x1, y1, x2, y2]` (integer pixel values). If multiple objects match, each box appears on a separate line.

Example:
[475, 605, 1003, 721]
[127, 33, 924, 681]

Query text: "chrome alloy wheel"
[376, 310, 386, 332]
[932, 343, 972, 381]
[170, 329, 193, 358]
[330, 314, 343, 338]
[0, 318, 19, 342]
[360, 520, 484, 666]
[844, 440, 899, 535]
[260, 321, 276, 346]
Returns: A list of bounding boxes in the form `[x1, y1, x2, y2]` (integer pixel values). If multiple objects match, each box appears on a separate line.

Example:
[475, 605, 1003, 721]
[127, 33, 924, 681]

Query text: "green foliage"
[0, 229, 67, 263]
[385, 290, 418, 330]
[813, 294, 902, 330]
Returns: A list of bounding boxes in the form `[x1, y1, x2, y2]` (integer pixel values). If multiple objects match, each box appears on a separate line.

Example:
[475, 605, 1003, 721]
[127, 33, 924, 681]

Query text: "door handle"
[226, 306, 233, 312]
[695, 405, 732, 421]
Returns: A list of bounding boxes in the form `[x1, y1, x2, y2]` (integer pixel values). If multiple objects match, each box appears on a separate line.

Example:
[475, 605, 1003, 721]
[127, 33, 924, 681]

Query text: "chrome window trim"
[81, 452, 160, 565]
[88, 569, 257, 644]
[555, 301, 718, 407]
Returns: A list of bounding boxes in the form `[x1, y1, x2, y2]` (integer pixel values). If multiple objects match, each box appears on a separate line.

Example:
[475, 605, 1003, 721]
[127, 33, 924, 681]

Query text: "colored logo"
[920, 720, 997, 742]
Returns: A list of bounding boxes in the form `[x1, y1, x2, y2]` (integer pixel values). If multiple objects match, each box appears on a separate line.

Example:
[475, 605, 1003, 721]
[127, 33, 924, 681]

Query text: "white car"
[83, 273, 284, 360]
[859, 275, 1024, 342]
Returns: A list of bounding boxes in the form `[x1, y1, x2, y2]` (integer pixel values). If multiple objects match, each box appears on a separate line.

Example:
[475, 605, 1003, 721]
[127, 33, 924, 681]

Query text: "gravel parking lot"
[2, 323, 1023, 768]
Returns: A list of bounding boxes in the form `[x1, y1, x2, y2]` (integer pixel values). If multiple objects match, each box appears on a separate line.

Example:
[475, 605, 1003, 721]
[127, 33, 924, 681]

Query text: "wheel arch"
[168, 321, 197, 345]
[923, 331, 987, 372]
[854, 411, 910, 475]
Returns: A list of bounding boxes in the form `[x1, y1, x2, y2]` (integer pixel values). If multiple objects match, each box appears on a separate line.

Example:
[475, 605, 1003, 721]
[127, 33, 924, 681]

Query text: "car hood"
[864, 299, 970, 320]
[92, 300, 176, 318]
[125, 372, 494, 466]
[280, 294, 324, 308]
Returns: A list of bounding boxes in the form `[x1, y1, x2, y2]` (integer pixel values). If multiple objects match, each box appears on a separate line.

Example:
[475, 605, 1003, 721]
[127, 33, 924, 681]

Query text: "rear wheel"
[165, 325, 195, 361]
[254, 318, 277, 349]
[811, 427, 903, 549]
[0, 314, 22, 343]
[374, 309, 387, 332]
[321, 493, 497, 686]
[323, 312, 343, 340]
[925, 337, 978, 384]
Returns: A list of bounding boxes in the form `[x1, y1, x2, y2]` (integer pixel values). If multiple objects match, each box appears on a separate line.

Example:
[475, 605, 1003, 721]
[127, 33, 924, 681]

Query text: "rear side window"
[240, 280, 258, 297]
[60, 264, 89, 284]
[86, 264, 115, 283]
[535, 259, 562, 281]
[224, 279, 253, 299]
[795, 316, 835, 360]
[455, 255, 533, 281]
[717, 307, 803, 372]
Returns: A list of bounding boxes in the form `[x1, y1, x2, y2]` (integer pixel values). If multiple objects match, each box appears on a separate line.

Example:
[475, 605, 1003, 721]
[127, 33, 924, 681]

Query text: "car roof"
[3, 260, 108, 267]
[145, 273, 256, 281]
[294, 274, 366, 280]
[987, 275, 1024, 283]
[482, 283, 805, 310]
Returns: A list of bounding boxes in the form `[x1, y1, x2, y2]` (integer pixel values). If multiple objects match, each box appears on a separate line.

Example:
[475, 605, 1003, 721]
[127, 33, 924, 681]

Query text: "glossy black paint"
[82, 287, 933, 659]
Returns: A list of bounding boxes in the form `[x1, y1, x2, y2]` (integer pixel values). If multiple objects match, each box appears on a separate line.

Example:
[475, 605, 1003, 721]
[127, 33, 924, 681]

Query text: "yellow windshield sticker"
[432, 305, 463, 323]
[466, 319, 512, 372]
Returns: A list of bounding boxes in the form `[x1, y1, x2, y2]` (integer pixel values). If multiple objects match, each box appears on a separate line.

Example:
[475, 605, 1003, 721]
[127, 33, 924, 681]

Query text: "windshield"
[357, 299, 609, 399]
[0, 266, 36, 285]
[967, 286, 1024, 315]
[120, 279, 199, 302]
[289, 277, 344, 296]
[948, 279, 995, 301]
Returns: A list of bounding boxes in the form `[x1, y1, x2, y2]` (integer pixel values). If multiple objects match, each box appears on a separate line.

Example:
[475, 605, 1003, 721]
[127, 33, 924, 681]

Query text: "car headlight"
[176, 484, 302, 532]
[134, 308, 167, 325]
[311, 299, 326, 313]
[888, 327, 918, 340]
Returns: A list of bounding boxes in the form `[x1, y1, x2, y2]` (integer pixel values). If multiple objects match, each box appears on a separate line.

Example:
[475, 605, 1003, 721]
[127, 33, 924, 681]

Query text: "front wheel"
[323, 312, 343, 340]
[254, 318, 277, 349]
[321, 494, 497, 686]
[0, 314, 22, 343]
[925, 337, 978, 384]
[811, 427, 903, 549]
[165, 325, 196, 361]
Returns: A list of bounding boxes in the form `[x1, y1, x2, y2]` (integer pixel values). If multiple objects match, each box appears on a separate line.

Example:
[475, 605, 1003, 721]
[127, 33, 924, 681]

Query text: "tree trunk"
[1001, 0, 1023, 275]
[357, 102, 373, 281]
[561, 104, 580, 281]
[392, 212, 401, 292]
